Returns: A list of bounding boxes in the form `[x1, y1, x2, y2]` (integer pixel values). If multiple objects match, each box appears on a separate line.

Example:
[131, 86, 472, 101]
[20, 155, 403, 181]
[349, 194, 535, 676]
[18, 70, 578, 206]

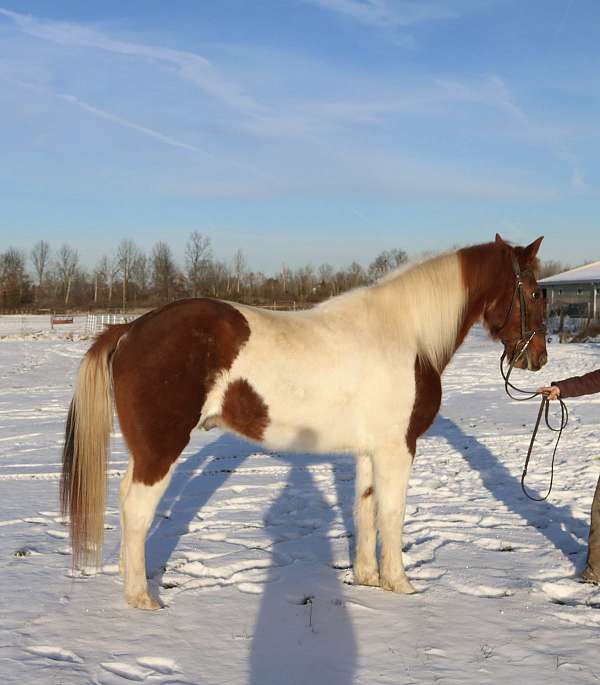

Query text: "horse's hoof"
[354, 566, 380, 587]
[380, 574, 416, 594]
[581, 566, 600, 584]
[126, 591, 161, 610]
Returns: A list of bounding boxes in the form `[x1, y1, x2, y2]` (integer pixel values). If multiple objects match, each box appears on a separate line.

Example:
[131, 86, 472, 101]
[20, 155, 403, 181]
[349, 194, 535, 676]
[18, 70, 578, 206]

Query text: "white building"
[539, 261, 600, 319]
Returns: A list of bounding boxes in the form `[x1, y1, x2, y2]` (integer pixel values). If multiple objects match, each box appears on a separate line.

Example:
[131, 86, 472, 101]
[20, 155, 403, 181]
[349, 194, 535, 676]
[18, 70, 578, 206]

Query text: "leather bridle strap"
[500, 336, 539, 401]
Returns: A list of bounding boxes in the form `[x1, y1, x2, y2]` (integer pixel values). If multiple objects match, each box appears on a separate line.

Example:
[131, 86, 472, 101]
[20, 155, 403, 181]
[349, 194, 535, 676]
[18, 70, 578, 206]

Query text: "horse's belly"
[260, 405, 358, 453]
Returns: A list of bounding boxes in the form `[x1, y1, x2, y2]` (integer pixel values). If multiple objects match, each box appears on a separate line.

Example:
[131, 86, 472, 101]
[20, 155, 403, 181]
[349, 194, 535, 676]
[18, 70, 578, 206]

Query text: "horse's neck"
[368, 252, 467, 372]
[453, 244, 506, 353]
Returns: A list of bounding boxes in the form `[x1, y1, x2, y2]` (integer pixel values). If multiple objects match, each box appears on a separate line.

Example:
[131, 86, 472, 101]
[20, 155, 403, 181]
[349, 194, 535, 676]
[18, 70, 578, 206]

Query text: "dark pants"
[583, 476, 600, 582]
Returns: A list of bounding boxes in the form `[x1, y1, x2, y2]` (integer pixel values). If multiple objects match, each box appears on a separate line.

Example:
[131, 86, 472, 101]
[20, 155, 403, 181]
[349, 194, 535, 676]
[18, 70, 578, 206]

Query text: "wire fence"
[85, 313, 134, 335]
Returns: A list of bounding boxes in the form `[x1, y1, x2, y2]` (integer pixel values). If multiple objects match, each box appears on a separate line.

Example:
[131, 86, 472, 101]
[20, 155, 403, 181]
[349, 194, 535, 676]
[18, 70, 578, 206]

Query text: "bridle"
[498, 255, 546, 397]
[496, 254, 568, 501]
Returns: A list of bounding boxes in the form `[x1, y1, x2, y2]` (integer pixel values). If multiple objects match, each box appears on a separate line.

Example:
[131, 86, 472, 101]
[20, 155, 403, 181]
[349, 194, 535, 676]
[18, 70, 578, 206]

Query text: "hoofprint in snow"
[0, 323, 599, 684]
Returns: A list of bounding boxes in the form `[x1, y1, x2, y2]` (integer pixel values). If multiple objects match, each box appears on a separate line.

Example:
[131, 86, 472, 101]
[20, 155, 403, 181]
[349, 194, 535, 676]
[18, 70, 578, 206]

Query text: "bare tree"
[318, 263, 336, 297]
[93, 255, 109, 305]
[131, 252, 149, 304]
[368, 248, 408, 282]
[207, 260, 229, 298]
[280, 263, 290, 294]
[185, 231, 212, 298]
[31, 241, 50, 290]
[539, 260, 569, 279]
[55, 244, 79, 306]
[95, 253, 120, 305]
[116, 239, 140, 310]
[152, 241, 177, 302]
[232, 249, 246, 296]
[0, 247, 29, 307]
[295, 265, 315, 299]
[2, 235, 401, 309]
[347, 261, 367, 288]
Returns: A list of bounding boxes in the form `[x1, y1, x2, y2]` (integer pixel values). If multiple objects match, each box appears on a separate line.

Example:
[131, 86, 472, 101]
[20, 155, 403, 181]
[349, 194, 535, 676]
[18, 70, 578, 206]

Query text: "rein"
[500, 348, 569, 501]
[497, 258, 568, 502]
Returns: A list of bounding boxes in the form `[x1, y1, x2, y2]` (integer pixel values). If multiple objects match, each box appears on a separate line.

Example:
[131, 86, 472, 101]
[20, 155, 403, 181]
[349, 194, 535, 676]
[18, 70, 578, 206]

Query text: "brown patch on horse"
[112, 299, 251, 485]
[406, 357, 442, 457]
[362, 486, 374, 499]
[456, 241, 509, 351]
[222, 378, 269, 441]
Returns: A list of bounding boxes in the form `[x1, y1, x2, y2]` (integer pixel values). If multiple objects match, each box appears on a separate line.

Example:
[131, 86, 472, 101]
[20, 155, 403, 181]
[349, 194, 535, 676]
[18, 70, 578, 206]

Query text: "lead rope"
[500, 343, 569, 501]
[520, 393, 568, 501]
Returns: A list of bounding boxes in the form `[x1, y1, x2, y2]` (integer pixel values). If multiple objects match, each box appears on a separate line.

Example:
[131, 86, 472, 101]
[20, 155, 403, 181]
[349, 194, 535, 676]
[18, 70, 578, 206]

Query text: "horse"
[61, 234, 547, 609]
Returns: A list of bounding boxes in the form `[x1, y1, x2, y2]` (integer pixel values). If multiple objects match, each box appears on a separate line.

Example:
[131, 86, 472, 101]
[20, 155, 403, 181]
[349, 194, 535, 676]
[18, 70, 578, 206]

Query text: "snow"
[0, 314, 89, 340]
[1, 322, 600, 684]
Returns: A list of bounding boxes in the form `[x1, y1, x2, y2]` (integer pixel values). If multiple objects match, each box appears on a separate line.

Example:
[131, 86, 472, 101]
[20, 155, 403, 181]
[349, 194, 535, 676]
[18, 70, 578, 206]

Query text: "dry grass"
[570, 322, 600, 343]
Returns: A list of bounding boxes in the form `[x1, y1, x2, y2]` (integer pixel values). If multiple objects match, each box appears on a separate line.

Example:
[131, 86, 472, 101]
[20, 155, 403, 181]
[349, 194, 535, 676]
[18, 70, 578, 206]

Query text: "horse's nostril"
[539, 352, 548, 367]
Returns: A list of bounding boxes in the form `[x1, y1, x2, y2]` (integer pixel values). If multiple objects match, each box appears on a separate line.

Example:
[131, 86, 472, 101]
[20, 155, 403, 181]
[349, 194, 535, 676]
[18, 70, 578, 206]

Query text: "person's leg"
[582, 474, 600, 583]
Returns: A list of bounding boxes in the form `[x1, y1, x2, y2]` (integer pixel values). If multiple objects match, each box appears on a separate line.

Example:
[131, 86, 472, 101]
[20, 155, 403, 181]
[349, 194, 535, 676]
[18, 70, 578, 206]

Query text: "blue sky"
[1, 0, 599, 272]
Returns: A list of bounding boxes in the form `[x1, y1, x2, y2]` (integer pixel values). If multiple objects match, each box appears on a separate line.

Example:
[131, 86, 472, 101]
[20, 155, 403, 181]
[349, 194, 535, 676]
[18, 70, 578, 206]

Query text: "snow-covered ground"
[1, 324, 599, 684]
[0, 315, 89, 340]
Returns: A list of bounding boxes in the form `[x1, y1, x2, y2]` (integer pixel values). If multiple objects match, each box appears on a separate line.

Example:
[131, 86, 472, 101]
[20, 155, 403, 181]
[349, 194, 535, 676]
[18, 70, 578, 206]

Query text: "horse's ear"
[524, 236, 544, 262]
[495, 233, 505, 245]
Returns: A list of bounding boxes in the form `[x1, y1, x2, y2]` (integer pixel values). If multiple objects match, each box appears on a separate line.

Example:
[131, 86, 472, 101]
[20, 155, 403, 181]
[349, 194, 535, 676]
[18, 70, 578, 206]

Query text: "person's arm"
[539, 368, 600, 400]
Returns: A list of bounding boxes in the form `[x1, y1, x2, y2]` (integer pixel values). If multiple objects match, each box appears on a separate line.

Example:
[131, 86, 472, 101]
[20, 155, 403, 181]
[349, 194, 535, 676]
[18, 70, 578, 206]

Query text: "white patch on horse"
[121, 463, 175, 610]
[199, 253, 466, 592]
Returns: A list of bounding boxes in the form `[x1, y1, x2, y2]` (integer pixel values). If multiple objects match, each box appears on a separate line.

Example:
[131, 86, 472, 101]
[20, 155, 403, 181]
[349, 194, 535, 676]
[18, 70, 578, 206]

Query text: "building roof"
[539, 261, 600, 285]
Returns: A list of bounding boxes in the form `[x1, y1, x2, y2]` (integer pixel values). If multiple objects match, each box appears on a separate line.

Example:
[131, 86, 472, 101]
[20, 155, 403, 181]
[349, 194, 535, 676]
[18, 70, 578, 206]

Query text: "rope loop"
[519, 394, 568, 502]
[500, 344, 568, 502]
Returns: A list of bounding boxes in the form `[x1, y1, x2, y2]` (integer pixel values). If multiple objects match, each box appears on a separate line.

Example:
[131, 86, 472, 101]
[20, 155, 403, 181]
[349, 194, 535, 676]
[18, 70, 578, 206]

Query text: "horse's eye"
[531, 290, 540, 300]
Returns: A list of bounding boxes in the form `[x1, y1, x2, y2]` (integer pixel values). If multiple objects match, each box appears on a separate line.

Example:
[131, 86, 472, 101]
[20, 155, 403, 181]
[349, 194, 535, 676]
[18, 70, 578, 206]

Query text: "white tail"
[60, 324, 129, 568]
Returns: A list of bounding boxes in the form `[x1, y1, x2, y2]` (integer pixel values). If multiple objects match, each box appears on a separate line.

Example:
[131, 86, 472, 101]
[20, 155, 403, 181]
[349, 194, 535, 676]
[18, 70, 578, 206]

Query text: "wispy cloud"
[434, 75, 587, 190]
[3, 74, 208, 153]
[0, 7, 261, 114]
[433, 76, 528, 122]
[62, 94, 208, 153]
[0, 5, 588, 199]
[2, 73, 275, 185]
[240, 75, 530, 138]
[303, 0, 458, 28]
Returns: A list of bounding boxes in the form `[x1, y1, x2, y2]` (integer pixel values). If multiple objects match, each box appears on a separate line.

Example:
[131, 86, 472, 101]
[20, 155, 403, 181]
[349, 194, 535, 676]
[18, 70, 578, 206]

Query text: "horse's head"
[483, 234, 547, 372]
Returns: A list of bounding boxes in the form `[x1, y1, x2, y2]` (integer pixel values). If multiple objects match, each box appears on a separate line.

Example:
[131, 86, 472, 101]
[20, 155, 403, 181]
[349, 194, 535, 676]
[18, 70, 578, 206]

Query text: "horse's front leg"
[372, 444, 415, 593]
[353, 452, 379, 586]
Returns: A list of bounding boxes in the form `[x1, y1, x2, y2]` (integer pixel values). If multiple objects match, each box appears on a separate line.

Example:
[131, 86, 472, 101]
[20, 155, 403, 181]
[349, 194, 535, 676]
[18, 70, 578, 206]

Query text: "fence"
[85, 313, 133, 335]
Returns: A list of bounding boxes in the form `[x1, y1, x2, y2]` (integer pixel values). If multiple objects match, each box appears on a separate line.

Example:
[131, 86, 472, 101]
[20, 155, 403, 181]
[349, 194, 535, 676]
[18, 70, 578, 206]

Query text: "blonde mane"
[317, 250, 466, 372]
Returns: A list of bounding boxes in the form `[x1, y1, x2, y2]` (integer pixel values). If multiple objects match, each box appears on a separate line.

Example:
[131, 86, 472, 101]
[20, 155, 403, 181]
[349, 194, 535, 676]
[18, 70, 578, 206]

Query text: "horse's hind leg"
[121, 464, 175, 610]
[353, 453, 379, 586]
[119, 460, 133, 577]
[372, 444, 416, 594]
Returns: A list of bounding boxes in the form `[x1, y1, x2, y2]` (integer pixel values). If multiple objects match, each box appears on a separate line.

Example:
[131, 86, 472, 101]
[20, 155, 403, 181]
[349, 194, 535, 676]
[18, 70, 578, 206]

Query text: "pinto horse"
[61, 234, 547, 609]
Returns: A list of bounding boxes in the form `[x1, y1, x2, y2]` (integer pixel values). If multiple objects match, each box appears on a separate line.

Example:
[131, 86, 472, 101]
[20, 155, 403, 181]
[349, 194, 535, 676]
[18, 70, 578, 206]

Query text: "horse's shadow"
[145, 432, 256, 583]
[429, 415, 587, 566]
[145, 432, 357, 685]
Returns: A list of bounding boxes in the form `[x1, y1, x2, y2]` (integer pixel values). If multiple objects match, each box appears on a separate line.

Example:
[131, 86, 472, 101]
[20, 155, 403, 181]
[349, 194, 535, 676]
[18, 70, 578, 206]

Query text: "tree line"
[0, 233, 572, 312]
[0, 233, 409, 311]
